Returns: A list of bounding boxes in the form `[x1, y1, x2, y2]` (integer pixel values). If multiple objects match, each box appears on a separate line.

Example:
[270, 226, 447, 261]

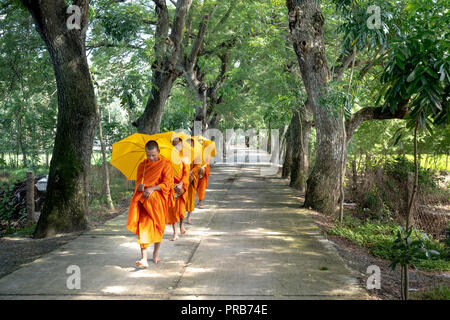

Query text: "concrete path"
[0, 165, 367, 300]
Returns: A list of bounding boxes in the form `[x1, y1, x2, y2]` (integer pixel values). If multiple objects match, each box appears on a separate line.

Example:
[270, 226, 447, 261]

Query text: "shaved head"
[172, 137, 182, 146]
[145, 140, 160, 152]
[145, 140, 160, 162]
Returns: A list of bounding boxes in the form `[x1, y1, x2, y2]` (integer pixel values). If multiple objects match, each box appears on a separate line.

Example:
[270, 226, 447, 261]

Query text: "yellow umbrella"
[110, 132, 182, 181]
[169, 132, 193, 165]
[193, 135, 216, 159]
[174, 132, 203, 165]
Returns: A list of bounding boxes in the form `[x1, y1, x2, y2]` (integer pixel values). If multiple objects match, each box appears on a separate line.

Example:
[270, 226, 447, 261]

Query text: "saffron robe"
[186, 163, 201, 213]
[196, 163, 210, 201]
[127, 158, 174, 248]
[166, 159, 190, 224]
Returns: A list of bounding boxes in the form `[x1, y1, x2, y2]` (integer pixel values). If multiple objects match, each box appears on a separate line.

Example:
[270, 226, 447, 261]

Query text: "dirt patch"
[0, 203, 127, 280]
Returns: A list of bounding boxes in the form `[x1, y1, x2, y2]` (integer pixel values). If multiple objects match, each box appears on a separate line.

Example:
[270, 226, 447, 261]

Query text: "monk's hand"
[138, 184, 145, 192]
[175, 183, 184, 194]
[143, 187, 154, 198]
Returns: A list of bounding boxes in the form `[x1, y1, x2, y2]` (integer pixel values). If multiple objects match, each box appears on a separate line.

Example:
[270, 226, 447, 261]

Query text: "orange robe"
[166, 160, 190, 224]
[127, 158, 174, 249]
[196, 163, 210, 201]
[186, 163, 200, 213]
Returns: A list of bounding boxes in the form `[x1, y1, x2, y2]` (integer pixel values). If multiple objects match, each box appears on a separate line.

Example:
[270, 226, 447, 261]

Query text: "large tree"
[132, 0, 192, 134]
[286, 0, 412, 213]
[20, 0, 98, 238]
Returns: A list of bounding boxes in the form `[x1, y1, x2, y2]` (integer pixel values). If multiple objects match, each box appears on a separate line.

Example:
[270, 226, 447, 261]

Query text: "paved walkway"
[0, 165, 367, 300]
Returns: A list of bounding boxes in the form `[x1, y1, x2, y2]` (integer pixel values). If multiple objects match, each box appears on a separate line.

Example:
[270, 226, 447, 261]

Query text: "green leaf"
[428, 250, 440, 256]
[407, 69, 416, 82]
[424, 66, 439, 79]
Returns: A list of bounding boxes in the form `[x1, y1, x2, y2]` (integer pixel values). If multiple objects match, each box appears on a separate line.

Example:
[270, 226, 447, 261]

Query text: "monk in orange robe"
[126, 140, 174, 268]
[185, 138, 201, 224]
[165, 137, 190, 241]
[196, 160, 210, 208]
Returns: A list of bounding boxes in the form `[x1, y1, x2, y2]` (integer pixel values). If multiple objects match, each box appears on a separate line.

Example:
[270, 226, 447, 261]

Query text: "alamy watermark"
[67, 4, 382, 31]
[66, 5, 81, 30]
[367, 5, 381, 30]
[366, 265, 381, 290]
[66, 265, 81, 290]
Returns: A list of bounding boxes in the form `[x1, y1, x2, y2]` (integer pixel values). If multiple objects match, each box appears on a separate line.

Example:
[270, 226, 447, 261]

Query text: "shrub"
[327, 216, 450, 271]
[384, 157, 438, 191]
[410, 285, 450, 300]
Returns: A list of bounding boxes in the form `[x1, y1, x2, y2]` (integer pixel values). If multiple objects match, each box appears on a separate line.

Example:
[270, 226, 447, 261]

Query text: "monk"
[185, 138, 201, 224]
[126, 140, 174, 268]
[165, 137, 189, 241]
[196, 157, 210, 209]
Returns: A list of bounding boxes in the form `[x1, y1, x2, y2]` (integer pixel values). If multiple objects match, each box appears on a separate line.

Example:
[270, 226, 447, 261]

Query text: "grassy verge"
[327, 215, 450, 272]
[410, 285, 450, 300]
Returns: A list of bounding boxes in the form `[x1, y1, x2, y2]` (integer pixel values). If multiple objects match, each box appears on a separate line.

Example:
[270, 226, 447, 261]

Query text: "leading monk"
[126, 140, 174, 268]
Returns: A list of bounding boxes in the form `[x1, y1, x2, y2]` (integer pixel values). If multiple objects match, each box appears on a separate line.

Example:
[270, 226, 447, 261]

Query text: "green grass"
[0, 166, 49, 184]
[404, 154, 450, 172]
[348, 154, 450, 172]
[410, 285, 450, 300]
[1, 223, 36, 238]
[327, 216, 450, 272]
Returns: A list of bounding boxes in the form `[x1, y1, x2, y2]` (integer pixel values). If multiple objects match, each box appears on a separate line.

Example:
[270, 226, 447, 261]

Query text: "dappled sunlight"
[184, 230, 227, 237]
[129, 271, 169, 279]
[86, 252, 107, 255]
[102, 286, 128, 294]
[245, 228, 285, 236]
[0, 165, 365, 299]
[119, 241, 141, 249]
[108, 265, 135, 272]
[185, 267, 216, 274]
[57, 250, 72, 256]
[202, 188, 225, 193]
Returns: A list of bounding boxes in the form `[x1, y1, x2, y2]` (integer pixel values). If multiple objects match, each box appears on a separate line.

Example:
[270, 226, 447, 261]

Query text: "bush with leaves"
[0, 182, 21, 236]
[389, 226, 440, 271]
[384, 156, 439, 191]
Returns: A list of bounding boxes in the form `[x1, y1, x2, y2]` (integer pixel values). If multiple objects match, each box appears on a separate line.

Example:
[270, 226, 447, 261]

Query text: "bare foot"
[153, 256, 162, 264]
[169, 234, 179, 241]
[135, 259, 149, 268]
[186, 217, 192, 224]
[180, 225, 187, 235]
[198, 200, 204, 208]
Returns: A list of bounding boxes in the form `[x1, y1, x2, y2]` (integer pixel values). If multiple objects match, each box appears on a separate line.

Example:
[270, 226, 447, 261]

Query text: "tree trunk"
[402, 116, 420, 300]
[136, 71, 177, 134]
[290, 109, 312, 192]
[287, 0, 343, 213]
[97, 105, 114, 211]
[26, 171, 34, 225]
[287, 0, 410, 214]
[21, 0, 98, 238]
[16, 113, 27, 168]
[133, 0, 193, 134]
[45, 151, 49, 168]
[351, 159, 357, 200]
[208, 112, 221, 129]
[183, 4, 219, 133]
[282, 120, 292, 179]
